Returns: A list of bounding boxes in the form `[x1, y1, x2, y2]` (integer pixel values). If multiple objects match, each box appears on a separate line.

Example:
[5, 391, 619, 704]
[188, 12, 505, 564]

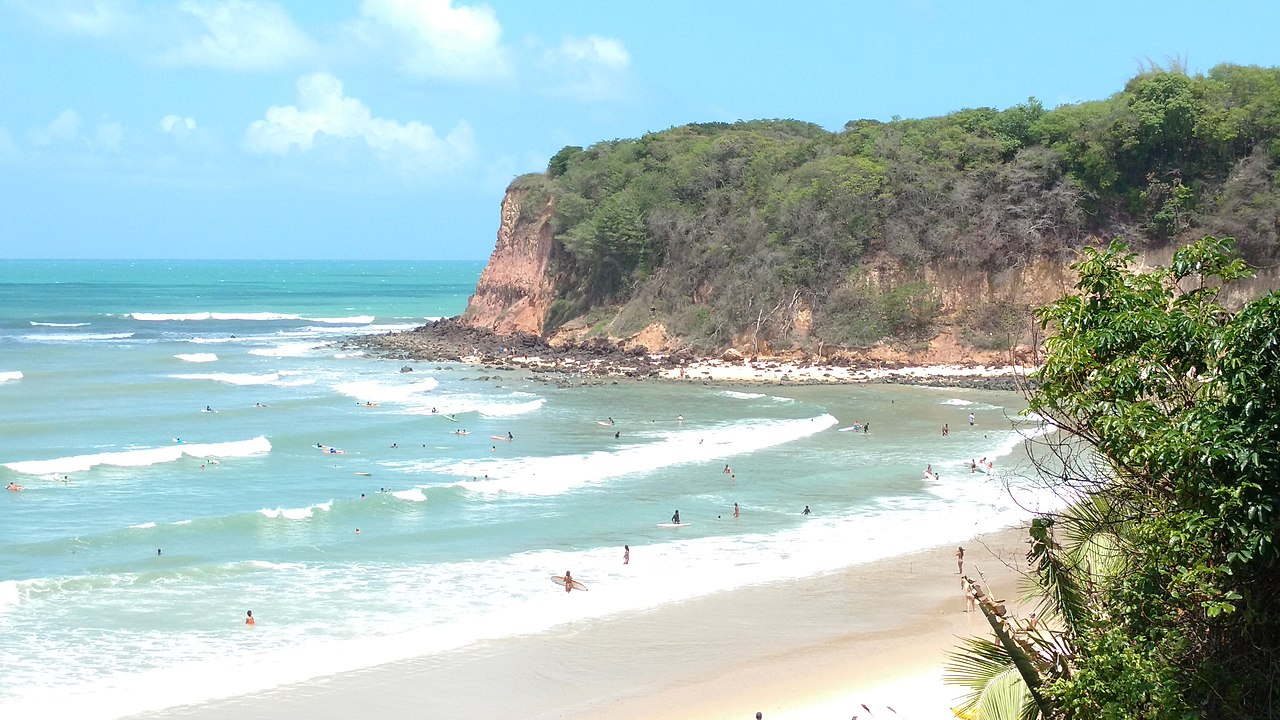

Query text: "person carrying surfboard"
[563, 570, 574, 593]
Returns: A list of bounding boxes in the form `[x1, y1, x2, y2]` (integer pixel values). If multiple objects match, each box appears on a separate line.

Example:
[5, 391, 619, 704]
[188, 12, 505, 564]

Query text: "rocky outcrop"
[460, 188, 561, 336]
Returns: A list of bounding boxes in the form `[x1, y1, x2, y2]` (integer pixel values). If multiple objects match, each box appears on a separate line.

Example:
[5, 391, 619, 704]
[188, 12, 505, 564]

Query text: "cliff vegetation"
[467, 63, 1280, 360]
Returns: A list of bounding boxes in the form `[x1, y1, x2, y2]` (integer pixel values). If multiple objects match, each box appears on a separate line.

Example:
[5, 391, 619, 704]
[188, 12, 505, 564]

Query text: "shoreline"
[138, 527, 1031, 720]
[352, 318, 1037, 391]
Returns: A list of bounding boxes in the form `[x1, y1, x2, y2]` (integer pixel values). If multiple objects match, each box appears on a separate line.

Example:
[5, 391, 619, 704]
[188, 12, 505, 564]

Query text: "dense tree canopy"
[948, 236, 1280, 719]
[516, 64, 1280, 351]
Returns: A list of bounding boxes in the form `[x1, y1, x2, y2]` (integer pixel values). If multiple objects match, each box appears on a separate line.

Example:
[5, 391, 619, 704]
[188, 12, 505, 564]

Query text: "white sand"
[144, 528, 1030, 720]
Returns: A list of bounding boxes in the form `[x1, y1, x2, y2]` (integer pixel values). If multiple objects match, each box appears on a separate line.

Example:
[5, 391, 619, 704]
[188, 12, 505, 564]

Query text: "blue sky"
[3, 0, 1280, 260]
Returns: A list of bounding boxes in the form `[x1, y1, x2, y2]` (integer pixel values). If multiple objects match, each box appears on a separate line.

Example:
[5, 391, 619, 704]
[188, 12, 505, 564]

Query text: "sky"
[3, 1, 1280, 260]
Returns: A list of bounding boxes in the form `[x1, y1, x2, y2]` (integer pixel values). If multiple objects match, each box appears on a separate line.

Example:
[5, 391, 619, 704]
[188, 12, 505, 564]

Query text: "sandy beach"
[144, 527, 1031, 720]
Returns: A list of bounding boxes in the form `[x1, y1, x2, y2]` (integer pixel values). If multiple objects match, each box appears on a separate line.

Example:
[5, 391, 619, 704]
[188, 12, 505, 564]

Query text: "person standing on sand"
[956, 546, 965, 574]
[623, 545, 630, 565]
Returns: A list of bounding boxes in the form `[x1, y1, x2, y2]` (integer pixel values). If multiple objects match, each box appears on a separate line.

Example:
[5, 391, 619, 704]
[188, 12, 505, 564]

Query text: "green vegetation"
[946, 237, 1280, 719]
[520, 63, 1280, 349]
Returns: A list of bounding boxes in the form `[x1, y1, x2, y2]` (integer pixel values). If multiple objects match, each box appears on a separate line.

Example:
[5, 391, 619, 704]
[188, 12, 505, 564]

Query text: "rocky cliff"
[460, 188, 561, 336]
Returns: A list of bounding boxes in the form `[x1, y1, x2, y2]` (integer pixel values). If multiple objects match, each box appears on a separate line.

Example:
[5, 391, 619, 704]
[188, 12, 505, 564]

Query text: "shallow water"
[0, 260, 1050, 718]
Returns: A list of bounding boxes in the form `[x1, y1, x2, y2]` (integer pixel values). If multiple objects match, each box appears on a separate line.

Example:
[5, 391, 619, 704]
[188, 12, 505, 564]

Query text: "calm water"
[0, 260, 1049, 718]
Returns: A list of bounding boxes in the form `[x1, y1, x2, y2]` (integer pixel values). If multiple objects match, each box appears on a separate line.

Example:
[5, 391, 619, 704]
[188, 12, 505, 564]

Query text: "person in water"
[802, 505, 812, 515]
[245, 610, 255, 625]
[563, 570, 574, 593]
[6, 482, 22, 492]
[671, 510, 681, 524]
[507, 431, 514, 439]
[734, 502, 740, 518]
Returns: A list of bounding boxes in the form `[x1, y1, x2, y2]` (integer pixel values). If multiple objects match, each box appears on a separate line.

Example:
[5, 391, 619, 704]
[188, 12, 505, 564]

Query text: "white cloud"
[358, 0, 508, 81]
[164, 0, 315, 71]
[8, 0, 134, 37]
[245, 72, 474, 173]
[96, 121, 124, 152]
[29, 110, 84, 146]
[537, 34, 631, 101]
[160, 114, 199, 134]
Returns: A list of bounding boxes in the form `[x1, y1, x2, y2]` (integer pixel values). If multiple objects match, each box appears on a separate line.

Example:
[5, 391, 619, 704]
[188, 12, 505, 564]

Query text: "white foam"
[719, 390, 766, 400]
[248, 342, 323, 358]
[132, 312, 212, 321]
[172, 372, 314, 387]
[3, 436, 272, 476]
[333, 378, 440, 404]
[21, 332, 134, 342]
[129, 522, 157, 530]
[29, 321, 89, 327]
[0, 371, 22, 383]
[259, 500, 332, 521]
[941, 398, 975, 406]
[174, 353, 217, 363]
[425, 414, 838, 496]
[391, 488, 427, 502]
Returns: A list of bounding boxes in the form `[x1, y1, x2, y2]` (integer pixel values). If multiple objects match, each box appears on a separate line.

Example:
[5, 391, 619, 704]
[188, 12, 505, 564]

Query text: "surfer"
[927, 464, 934, 475]
[671, 510, 681, 524]
[245, 610, 255, 626]
[507, 431, 514, 440]
[802, 505, 811, 516]
[563, 570, 574, 593]
[607, 417, 614, 425]
[623, 545, 630, 565]
[723, 464, 731, 474]
[614, 431, 620, 439]
[734, 502, 740, 518]
[6, 482, 22, 492]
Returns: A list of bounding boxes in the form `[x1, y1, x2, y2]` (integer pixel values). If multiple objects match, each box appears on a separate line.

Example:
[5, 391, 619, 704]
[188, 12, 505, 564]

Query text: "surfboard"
[490, 435, 513, 441]
[656, 522, 691, 528]
[550, 575, 588, 591]
[923, 470, 940, 481]
[354, 471, 372, 476]
[444, 414, 459, 422]
[596, 421, 614, 427]
[837, 425, 863, 432]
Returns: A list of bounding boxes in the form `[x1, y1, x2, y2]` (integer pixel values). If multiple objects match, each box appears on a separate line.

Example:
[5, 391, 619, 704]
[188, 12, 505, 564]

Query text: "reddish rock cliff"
[461, 189, 560, 335]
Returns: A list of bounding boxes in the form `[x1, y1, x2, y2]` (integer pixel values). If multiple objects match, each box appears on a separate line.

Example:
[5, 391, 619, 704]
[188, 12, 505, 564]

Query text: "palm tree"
[945, 497, 1128, 720]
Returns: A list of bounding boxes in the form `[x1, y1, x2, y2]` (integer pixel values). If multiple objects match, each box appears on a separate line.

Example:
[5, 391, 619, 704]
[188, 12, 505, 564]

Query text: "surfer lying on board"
[6, 482, 22, 492]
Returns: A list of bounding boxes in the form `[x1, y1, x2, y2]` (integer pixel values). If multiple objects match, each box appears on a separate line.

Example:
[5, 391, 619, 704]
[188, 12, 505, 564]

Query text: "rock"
[722, 348, 744, 362]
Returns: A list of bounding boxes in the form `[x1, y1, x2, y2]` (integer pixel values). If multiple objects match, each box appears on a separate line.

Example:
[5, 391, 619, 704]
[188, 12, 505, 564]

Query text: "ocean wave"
[334, 378, 440, 404]
[29, 321, 89, 327]
[172, 372, 314, 387]
[128, 522, 157, 530]
[2, 436, 272, 476]
[391, 488, 427, 502]
[0, 371, 22, 383]
[259, 500, 333, 521]
[305, 315, 375, 324]
[248, 342, 323, 358]
[173, 353, 217, 363]
[131, 311, 377, 324]
[20, 332, 134, 342]
[719, 390, 766, 400]
[426, 414, 839, 496]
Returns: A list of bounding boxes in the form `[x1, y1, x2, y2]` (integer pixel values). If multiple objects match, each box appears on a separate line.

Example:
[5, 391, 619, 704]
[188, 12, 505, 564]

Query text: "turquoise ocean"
[0, 260, 1051, 718]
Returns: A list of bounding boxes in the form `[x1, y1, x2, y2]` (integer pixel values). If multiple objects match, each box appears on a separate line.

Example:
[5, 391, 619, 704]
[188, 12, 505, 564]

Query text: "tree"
[948, 236, 1280, 718]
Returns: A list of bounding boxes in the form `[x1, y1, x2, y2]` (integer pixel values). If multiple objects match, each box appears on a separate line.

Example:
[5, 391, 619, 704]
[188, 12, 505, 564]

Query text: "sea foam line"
[131, 312, 375, 323]
[0, 371, 22, 383]
[423, 414, 839, 496]
[2, 436, 272, 476]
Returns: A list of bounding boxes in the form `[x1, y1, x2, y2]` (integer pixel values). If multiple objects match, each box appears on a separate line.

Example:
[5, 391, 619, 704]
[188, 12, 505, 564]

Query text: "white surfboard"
[656, 522, 691, 528]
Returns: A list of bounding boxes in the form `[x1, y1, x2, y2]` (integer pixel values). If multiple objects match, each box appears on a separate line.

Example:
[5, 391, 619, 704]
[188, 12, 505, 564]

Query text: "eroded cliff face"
[460, 189, 560, 335]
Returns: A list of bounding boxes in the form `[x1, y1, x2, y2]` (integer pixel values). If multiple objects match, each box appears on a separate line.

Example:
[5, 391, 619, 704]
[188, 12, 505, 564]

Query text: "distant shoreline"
[351, 317, 1036, 392]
